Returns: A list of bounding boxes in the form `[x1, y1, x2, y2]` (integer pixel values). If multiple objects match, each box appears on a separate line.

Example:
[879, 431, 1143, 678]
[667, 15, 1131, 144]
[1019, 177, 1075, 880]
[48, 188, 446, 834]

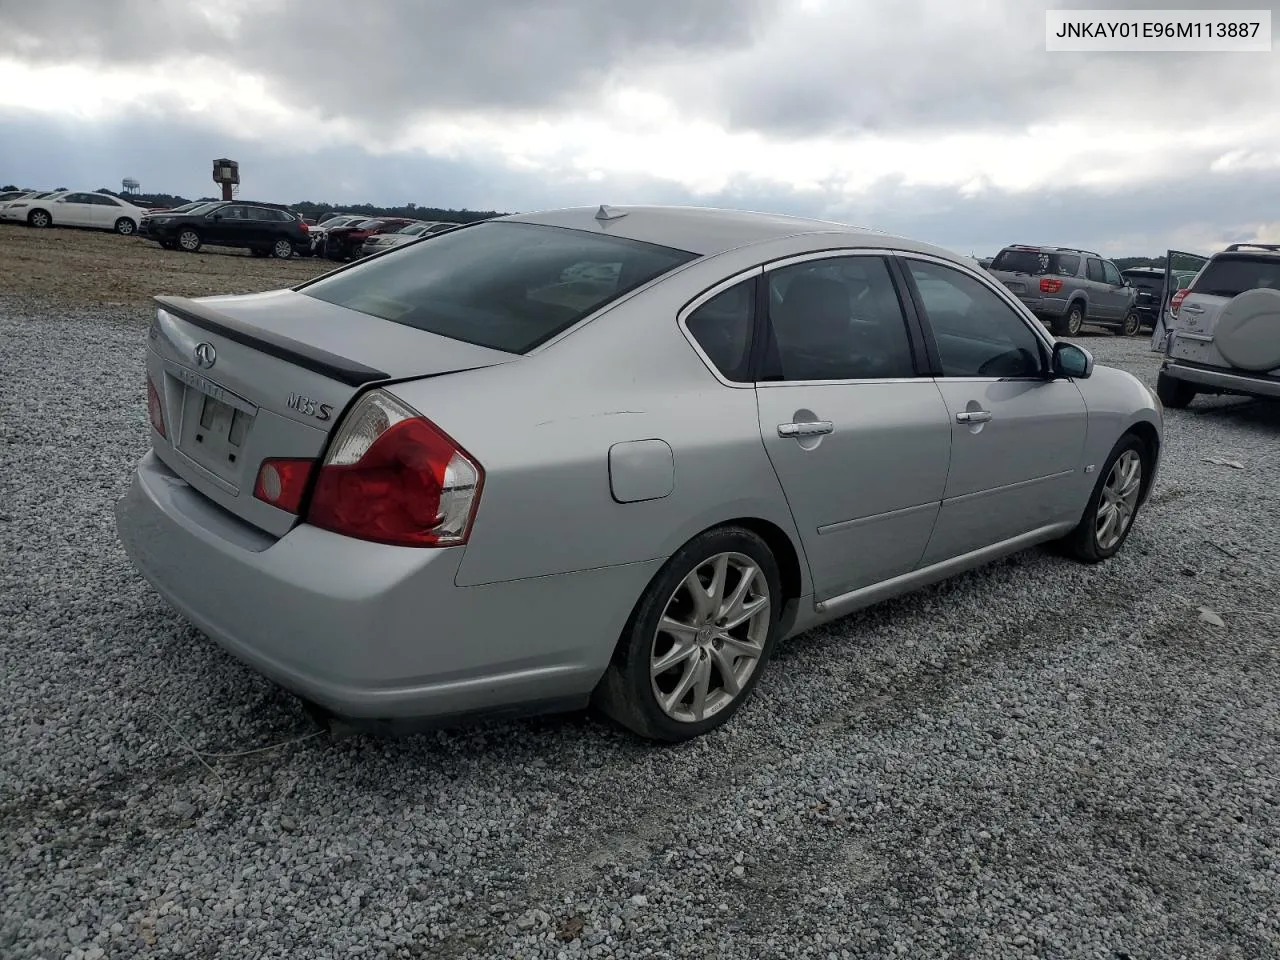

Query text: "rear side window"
[990, 249, 1080, 276]
[1192, 256, 1280, 298]
[685, 279, 755, 382]
[301, 221, 697, 354]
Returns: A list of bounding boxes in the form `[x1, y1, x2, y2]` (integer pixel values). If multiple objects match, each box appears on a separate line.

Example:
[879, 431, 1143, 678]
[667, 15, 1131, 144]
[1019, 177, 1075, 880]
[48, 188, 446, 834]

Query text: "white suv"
[1157, 243, 1280, 408]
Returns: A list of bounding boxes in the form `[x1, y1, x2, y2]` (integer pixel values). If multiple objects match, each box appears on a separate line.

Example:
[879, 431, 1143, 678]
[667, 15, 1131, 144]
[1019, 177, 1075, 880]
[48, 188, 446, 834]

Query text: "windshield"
[301, 221, 698, 354]
[1191, 256, 1280, 298]
[990, 249, 1081, 276]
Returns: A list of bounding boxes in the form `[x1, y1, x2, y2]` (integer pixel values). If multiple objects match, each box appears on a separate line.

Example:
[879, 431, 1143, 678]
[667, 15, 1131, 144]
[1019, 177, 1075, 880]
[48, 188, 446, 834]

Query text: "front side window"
[762, 255, 917, 382]
[301, 221, 697, 354]
[685, 279, 755, 383]
[1086, 258, 1105, 282]
[905, 259, 1045, 379]
[1102, 261, 1123, 285]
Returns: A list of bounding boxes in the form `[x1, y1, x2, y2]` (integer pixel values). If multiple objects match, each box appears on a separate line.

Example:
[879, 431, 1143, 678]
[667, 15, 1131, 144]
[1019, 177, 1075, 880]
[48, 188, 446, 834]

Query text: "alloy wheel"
[1096, 449, 1142, 550]
[650, 552, 771, 724]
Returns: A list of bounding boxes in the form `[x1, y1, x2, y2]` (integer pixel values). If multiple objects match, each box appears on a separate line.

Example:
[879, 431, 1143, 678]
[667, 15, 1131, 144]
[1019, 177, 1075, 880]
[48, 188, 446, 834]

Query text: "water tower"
[121, 177, 140, 195]
[212, 158, 240, 201]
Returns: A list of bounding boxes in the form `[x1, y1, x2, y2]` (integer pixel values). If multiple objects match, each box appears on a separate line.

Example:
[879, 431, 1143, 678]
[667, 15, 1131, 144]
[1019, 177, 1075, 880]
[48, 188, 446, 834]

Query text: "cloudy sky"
[0, 0, 1277, 255]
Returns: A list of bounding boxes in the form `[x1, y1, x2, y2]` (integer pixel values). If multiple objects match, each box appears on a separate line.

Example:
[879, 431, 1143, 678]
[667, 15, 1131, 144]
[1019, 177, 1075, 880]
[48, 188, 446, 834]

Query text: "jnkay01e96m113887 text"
[1046, 9, 1272, 52]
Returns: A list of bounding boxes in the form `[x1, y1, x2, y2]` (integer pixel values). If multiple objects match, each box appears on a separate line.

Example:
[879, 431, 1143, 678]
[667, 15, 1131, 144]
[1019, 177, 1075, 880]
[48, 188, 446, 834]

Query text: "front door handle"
[778, 420, 833, 438]
[955, 410, 992, 424]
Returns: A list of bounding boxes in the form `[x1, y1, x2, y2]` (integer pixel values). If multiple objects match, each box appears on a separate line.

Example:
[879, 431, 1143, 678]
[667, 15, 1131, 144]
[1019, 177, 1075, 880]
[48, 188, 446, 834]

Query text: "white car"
[0, 190, 57, 223]
[3, 189, 151, 235]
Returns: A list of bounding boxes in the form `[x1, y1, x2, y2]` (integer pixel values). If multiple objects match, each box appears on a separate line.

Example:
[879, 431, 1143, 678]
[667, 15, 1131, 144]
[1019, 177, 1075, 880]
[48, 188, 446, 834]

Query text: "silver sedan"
[115, 205, 1163, 742]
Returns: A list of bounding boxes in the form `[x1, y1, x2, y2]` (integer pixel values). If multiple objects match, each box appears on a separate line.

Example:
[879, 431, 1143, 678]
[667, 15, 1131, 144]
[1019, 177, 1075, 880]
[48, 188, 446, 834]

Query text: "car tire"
[1053, 302, 1085, 337]
[271, 238, 295, 259]
[1156, 370, 1197, 409]
[177, 228, 202, 253]
[592, 526, 783, 742]
[1121, 310, 1142, 337]
[27, 209, 51, 228]
[1059, 432, 1149, 564]
[114, 217, 136, 236]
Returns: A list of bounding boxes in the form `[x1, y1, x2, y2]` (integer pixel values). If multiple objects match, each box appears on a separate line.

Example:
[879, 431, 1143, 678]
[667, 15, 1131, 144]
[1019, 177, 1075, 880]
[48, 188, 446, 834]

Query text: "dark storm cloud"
[0, 0, 780, 120]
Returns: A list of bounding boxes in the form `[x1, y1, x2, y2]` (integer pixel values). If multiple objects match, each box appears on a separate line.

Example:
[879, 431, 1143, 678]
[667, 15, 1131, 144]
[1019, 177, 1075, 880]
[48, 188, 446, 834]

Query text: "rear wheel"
[114, 217, 136, 236]
[1121, 310, 1141, 337]
[1059, 433, 1148, 563]
[1053, 302, 1085, 337]
[28, 209, 51, 228]
[177, 228, 201, 253]
[1156, 370, 1197, 408]
[592, 526, 782, 742]
[271, 238, 295, 259]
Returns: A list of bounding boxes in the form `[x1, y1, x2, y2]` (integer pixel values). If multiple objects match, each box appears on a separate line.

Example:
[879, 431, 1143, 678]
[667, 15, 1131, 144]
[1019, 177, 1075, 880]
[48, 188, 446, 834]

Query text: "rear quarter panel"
[388, 254, 811, 591]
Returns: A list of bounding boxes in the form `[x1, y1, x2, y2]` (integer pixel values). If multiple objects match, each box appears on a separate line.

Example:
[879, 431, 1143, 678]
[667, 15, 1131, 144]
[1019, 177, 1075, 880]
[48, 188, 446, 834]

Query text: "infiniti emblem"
[193, 342, 216, 369]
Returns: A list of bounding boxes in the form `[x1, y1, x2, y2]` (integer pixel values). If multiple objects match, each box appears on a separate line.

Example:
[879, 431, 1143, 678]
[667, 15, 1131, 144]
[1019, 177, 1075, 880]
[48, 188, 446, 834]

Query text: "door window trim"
[893, 251, 1056, 384]
[675, 266, 764, 390]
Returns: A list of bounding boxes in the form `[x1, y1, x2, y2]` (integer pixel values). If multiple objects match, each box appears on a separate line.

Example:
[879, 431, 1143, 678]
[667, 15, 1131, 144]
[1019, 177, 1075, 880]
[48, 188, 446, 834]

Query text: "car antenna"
[595, 204, 627, 222]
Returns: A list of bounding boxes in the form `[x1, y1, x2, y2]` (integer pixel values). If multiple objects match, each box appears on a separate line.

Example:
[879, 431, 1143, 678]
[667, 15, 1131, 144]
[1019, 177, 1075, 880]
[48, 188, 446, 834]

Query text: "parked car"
[1, 190, 151, 234]
[1156, 242, 1280, 407]
[986, 244, 1141, 337]
[359, 220, 459, 257]
[116, 204, 1163, 743]
[0, 191, 57, 222]
[139, 201, 309, 258]
[1121, 266, 1197, 332]
[306, 214, 369, 256]
[324, 217, 419, 261]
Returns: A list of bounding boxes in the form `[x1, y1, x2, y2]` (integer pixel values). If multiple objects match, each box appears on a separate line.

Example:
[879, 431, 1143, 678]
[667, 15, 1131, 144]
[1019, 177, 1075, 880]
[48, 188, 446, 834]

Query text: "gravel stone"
[1, 276, 1278, 960]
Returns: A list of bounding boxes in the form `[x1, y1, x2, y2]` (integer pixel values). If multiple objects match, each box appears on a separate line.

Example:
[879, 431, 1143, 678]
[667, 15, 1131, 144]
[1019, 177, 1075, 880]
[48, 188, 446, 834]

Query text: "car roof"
[499, 204, 958, 260]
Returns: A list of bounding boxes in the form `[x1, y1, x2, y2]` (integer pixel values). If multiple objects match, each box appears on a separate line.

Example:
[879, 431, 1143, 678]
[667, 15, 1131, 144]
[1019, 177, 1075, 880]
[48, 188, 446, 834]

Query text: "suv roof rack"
[1222, 242, 1280, 254]
[1005, 244, 1100, 257]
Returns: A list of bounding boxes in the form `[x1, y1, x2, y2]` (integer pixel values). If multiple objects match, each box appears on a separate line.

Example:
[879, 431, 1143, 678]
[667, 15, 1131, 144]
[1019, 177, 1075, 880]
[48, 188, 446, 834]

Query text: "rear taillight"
[254, 458, 314, 514]
[147, 377, 166, 437]
[305, 390, 483, 547]
[1170, 289, 1189, 316]
[1039, 278, 1063, 294]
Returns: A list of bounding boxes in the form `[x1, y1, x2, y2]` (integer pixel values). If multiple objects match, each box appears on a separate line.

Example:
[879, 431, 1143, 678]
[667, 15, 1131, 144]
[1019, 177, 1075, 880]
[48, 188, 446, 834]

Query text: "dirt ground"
[0, 223, 334, 309]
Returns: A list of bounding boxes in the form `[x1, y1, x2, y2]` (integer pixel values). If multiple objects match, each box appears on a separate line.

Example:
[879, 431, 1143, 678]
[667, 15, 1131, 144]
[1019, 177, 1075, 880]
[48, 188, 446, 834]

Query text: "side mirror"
[1052, 341, 1094, 379]
[211, 213, 222, 220]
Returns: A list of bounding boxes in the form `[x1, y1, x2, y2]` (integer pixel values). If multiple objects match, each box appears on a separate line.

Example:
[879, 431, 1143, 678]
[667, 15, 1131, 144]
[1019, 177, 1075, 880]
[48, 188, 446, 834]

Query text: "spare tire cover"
[1214, 287, 1280, 372]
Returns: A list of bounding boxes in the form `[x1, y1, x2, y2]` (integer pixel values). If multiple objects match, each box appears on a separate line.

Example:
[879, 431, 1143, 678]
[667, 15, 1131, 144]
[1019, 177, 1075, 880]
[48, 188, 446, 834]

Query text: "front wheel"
[271, 238, 295, 259]
[1121, 310, 1142, 337]
[114, 217, 136, 236]
[177, 228, 202, 253]
[592, 526, 782, 742]
[1059, 433, 1148, 563]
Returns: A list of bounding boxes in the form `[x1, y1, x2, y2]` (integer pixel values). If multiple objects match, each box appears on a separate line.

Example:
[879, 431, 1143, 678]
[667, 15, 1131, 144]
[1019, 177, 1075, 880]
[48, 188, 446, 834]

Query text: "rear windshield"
[1192, 256, 1280, 298]
[990, 249, 1081, 276]
[300, 221, 698, 354]
[1123, 271, 1164, 289]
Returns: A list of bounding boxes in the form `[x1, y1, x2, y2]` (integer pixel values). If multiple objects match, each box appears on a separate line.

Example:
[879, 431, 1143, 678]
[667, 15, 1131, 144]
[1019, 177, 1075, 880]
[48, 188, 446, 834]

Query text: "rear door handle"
[778, 420, 834, 438]
[955, 410, 992, 424]
[1182, 304, 1204, 313]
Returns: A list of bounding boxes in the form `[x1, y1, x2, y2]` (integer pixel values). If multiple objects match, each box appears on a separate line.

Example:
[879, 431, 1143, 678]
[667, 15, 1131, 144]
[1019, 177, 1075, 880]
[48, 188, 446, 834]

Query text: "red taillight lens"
[305, 390, 483, 547]
[254, 458, 314, 514]
[1170, 289, 1189, 316]
[1039, 278, 1063, 294]
[147, 376, 166, 437]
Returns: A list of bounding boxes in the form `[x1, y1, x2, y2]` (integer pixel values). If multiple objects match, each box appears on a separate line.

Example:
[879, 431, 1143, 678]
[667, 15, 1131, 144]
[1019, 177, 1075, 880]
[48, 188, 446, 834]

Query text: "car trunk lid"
[146, 288, 515, 537]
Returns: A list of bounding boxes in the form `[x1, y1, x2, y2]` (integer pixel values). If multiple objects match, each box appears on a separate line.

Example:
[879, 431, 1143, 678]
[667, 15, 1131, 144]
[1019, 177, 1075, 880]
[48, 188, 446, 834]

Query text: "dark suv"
[986, 244, 1139, 337]
[140, 201, 309, 258]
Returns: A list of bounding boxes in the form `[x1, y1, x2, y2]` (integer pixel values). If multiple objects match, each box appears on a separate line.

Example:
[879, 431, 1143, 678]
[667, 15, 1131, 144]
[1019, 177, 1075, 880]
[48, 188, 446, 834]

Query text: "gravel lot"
[2, 254, 1279, 958]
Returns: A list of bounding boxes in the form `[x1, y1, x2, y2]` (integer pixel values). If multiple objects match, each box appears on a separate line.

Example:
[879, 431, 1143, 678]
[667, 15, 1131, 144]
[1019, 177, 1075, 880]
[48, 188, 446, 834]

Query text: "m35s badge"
[287, 392, 334, 422]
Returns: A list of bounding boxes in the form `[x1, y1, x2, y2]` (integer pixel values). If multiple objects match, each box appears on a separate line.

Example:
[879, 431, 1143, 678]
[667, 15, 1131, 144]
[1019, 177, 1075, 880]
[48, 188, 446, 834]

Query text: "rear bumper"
[116, 451, 658, 720]
[1161, 360, 1280, 399]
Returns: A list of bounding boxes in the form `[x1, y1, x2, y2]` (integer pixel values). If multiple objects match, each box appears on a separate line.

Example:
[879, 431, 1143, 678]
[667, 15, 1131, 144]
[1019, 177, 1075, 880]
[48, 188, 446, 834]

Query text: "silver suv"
[987, 244, 1140, 337]
[1157, 243, 1280, 408]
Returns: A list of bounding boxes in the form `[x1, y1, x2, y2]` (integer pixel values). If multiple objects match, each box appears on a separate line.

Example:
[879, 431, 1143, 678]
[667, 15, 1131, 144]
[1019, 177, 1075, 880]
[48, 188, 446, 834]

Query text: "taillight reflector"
[1039, 278, 1063, 294]
[254, 458, 314, 514]
[1170, 289, 1189, 315]
[305, 390, 483, 547]
[147, 377, 166, 437]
